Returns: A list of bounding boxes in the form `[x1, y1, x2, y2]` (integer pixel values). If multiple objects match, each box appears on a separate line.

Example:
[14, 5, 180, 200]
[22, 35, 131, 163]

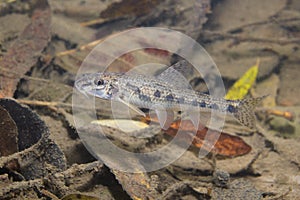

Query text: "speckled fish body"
[109, 73, 232, 112]
[75, 68, 264, 129]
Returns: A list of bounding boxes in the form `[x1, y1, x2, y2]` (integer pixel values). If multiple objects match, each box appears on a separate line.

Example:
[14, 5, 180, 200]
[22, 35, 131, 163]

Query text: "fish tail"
[233, 96, 266, 130]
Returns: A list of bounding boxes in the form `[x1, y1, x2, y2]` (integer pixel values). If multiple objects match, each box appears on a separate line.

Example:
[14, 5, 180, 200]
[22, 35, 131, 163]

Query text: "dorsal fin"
[156, 60, 192, 89]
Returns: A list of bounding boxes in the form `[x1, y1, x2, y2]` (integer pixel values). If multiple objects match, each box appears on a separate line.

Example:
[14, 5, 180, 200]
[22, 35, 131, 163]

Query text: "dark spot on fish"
[192, 100, 198, 106]
[210, 103, 219, 110]
[165, 94, 174, 101]
[126, 82, 140, 93]
[118, 93, 124, 99]
[135, 87, 141, 93]
[199, 101, 206, 108]
[139, 94, 151, 102]
[177, 97, 185, 103]
[154, 90, 161, 98]
[227, 104, 237, 113]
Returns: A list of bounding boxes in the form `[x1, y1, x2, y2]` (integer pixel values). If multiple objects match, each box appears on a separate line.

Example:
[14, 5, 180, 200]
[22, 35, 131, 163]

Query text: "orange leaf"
[142, 115, 251, 157]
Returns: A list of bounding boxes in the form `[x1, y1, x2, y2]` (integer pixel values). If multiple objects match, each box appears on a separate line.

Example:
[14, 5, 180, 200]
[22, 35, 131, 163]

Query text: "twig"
[0, 67, 51, 83]
[201, 30, 300, 45]
[40, 189, 60, 200]
[15, 99, 105, 114]
[16, 99, 72, 108]
[80, 18, 108, 27]
[256, 107, 295, 121]
[55, 39, 104, 57]
[266, 109, 294, 121]
[225, 17, 300, 33]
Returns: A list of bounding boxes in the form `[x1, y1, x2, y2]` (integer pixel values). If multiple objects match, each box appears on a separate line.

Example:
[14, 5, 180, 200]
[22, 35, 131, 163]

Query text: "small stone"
[213, 169, 230, 188]
[269, 116, 296, 137]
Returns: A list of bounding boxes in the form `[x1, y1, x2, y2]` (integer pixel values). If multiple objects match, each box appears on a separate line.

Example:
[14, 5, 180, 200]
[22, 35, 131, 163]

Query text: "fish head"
[75, 72, 120, 100]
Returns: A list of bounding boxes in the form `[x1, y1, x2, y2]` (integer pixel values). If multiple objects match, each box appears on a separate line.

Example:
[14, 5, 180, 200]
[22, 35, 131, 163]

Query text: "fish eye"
[94, 79, 104, 86]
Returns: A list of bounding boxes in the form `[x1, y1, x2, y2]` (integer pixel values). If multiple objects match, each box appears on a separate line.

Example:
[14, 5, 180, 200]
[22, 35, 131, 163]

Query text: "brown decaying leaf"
[0, 98, 66, 179]
[112, 169, 158, 200]
[61, 193, 100, 200]
[55, 38, 171, 74]
[0, 0, 51, 98]
[142, 115, 251, 157]
[0, 98, 46, 151]
[100, 0, 161, 19]
[107, 48, 171, 73]
[0, 105, 18, 157]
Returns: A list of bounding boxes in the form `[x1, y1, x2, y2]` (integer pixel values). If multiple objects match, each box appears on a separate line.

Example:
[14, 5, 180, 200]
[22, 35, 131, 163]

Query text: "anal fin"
[187, 111, 205, 131]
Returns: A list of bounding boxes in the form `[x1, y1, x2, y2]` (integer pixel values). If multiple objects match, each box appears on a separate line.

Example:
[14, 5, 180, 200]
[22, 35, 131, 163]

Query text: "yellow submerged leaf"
[225, 59, 259, 100]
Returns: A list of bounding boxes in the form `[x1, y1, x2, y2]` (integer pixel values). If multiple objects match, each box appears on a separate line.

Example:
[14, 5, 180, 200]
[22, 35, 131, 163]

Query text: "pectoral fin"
[118, 98, 146, 117]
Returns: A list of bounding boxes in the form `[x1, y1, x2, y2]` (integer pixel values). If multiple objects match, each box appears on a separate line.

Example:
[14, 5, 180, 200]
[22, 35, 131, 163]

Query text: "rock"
[211, 179, 262, 200]
[206, 0, 287, 32]
[277, 62, 300, 106]
[269, 116, 295, 137]
[206, 40, 280, 80]
[213, 169, 230, 188]
[255, 73, 279, 107]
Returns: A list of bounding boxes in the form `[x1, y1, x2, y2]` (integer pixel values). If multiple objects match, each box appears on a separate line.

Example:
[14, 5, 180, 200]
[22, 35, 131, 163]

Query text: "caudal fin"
[233, 96, 266, 130]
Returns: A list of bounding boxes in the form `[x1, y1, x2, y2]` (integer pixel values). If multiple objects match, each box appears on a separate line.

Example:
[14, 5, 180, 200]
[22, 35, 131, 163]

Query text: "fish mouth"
[75, 83, 111, 99]
[92, 89, 112, 99]
[74, 76, 92, 98]
[74, 83, 90, 98]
